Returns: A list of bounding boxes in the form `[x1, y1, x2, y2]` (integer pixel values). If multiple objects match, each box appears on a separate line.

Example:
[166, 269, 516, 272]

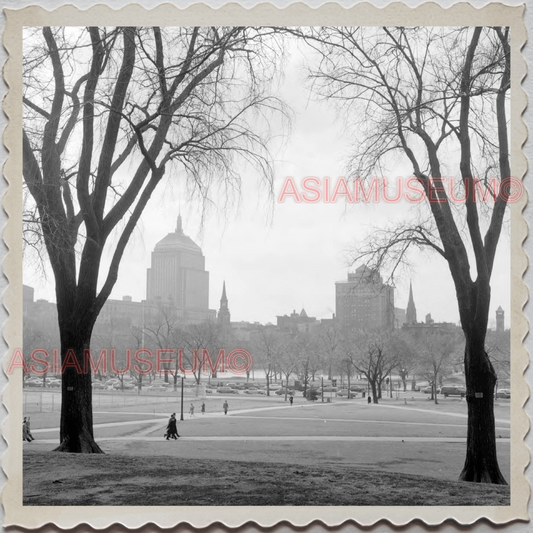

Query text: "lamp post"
[347, 364, 351, 400]
[343, 359, 351, 399]
[180, 375, 184, 421]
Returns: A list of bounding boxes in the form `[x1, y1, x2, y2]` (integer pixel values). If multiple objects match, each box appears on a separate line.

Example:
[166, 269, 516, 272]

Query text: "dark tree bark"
[23, 26, 283, 453]
[303, 26, 511, 483]
[55, 324, 102, 453]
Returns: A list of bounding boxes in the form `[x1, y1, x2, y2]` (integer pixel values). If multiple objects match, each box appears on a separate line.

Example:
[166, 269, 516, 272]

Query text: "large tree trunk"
[370, 381, 378, 404]
[459, 332, 506, 484]
[54, 326, 103, 453]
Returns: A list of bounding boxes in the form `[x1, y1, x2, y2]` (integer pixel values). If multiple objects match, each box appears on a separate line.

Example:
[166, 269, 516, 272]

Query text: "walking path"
[230, 415, 510, 431]
[28, 435, 511, 444]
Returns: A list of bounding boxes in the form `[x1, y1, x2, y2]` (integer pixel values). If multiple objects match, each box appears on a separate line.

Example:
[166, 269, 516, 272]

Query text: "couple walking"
[164, 413, 180, 440]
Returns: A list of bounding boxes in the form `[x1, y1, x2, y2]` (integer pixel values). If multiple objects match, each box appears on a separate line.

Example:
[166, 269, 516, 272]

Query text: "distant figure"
[367, 395, 372, 404]
[201, 402, 206, 415]
[25, 417, 34, 441]
[362, 391, 366, 398]
[165, 413, 179, 440]
[223, 400, 229, 415]
[289, 395, 294, 406]
[189, 403, 195, 417]
[22, 417, 33, 442]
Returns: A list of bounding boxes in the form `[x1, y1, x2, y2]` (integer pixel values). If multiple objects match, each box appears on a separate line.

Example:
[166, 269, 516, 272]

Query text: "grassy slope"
[23, 451, 509, 506]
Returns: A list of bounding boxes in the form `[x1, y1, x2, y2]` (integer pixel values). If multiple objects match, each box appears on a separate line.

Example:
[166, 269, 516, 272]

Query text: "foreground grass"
[23, 450, 509, 506]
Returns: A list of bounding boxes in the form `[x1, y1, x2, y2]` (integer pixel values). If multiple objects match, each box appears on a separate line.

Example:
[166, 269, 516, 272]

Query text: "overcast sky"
[23, 38, 511, 329]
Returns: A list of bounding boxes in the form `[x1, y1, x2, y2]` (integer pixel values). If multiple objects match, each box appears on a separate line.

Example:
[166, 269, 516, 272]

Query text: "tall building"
[335, 265, 395, 333]
[496, 306, 505, 333]
[146, 215, 209, 311]
[218, 281, 231, 326]
[406, 281, 417, 325]
[94, 215, 215, 335]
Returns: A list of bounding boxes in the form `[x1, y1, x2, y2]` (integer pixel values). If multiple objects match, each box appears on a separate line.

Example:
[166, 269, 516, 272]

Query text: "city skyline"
[22, 42, 511, 328]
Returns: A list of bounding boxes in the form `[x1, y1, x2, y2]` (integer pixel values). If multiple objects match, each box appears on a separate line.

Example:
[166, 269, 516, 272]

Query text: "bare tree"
[413, 331, 461, 404]
[293, 332, 319, 398]
[347, 330, 400, 404]
[303, 26, 510, 484]
[276, 335, 302, 401]
[180, 321, 222, 384]
[23, 26, 286, 452]
[315, 323, 342, 381]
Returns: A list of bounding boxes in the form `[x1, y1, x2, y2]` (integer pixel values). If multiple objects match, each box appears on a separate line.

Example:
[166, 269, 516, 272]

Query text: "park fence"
[23, 385, 207, 414]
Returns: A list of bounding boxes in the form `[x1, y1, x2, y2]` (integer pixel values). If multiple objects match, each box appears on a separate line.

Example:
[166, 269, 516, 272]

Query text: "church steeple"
[176, 214, 183, 234]
[496, 305, 505, 334]
[218, 281, 231, 326]
[406, 281, 417, 325]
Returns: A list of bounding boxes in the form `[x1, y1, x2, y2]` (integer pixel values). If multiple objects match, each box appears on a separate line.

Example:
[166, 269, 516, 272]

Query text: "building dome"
[154, 215, 202, 253]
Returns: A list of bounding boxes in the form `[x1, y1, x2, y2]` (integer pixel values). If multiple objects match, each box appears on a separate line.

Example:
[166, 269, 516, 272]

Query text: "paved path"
[230, 415, 510, 431]
[32, 399, 510, 434]
[28, 435, 511, 444]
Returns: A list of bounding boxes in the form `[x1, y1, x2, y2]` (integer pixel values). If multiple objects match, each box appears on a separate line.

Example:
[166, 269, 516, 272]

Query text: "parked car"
[322, 386, 338, 393]
[112, 381, 135, 390]
[275, 389, 291, 396]
[422, 386, 441, 394]
[217, 387, 239, 394]
[336, 389, 354, 397]
[243, 382, 261, 389]
[440, 385, 466, 398]
[349, 385, 367, 392]
[244, 389, 265, 395]
[495, 389, 511, 399]
[24, 380, 43, 388]
[92, 381, 107, 390]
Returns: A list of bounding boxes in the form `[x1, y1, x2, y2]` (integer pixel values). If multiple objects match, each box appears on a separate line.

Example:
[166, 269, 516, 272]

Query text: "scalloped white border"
[1, 2, 529, 529]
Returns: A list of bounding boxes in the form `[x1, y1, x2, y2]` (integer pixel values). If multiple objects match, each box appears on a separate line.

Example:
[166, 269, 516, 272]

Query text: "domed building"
[146, 215, 213, 320]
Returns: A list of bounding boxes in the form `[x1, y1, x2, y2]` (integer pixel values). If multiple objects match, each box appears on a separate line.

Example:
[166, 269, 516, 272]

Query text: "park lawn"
[23, 450, 509, 506]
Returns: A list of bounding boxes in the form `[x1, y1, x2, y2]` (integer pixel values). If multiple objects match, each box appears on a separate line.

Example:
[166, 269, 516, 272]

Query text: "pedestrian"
[22, 417, 33, 442]
[26, 416, 35, 441]
[165, 413, 179, 440]
[189, 403, 195, 417]
[201, 402, 206, 415]
[367, 395, 372, 404]
[223, 400, 229, 415]
[289, 395, 294, 406]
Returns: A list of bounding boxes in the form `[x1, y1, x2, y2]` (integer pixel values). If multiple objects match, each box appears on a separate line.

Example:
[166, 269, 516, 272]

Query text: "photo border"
[2, 2, 529, 528]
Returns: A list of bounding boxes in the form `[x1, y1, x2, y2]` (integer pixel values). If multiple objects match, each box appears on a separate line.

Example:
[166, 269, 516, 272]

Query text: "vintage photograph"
[2, 2, 528, 529]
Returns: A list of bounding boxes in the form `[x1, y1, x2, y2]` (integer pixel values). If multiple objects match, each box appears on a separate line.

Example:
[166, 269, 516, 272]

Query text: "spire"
[176, 214, 183, 234]
[406, 281, 417, 325]
[221, 281, 227, 302]
[218, 281, 230, 326]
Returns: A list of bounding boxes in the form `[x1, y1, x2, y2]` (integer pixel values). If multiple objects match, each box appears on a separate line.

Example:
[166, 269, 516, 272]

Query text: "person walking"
[289, 395, 294, 406]
[25, 416, 35, 441]
[22, 417, 32, 442]
[189, 403, 195, 417]
[223, 400, 229, 415]
[165, 413, 179, 440]
[201, 402, 206, 415]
